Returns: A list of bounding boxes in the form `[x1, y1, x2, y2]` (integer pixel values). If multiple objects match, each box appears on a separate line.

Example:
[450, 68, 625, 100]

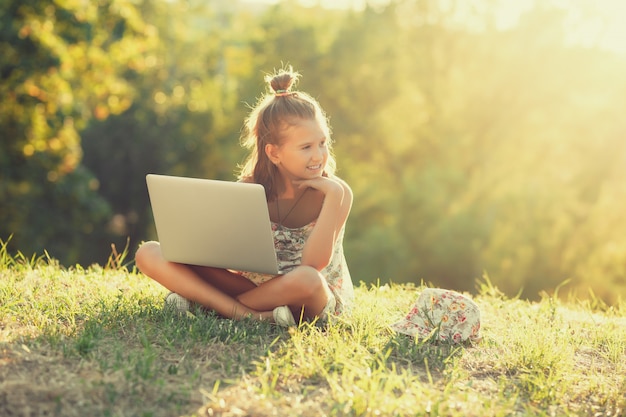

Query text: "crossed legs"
[134, 241, 332, 322]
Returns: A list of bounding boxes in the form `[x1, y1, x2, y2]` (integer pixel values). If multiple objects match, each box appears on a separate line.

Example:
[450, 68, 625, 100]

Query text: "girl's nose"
[313, 146, 326, 161]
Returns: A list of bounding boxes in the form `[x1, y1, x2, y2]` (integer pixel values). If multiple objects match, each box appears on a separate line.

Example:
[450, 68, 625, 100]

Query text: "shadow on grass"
[384, 332, 466, 377]
[1, 292, 287, 417]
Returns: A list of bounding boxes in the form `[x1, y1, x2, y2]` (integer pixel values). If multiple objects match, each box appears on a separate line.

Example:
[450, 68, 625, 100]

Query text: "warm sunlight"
[560, 0, 626, 53]
[489, 0, 626, 55]
[242, 0, 389, 11]
[246, 0, 626, 54]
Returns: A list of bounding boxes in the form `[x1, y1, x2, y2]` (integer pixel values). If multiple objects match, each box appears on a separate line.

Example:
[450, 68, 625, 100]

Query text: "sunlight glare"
[245, 0, 626, 54]
[243, 0, 388, 10]
[485, 0, 626, 54]
[560, 0, 626, 54]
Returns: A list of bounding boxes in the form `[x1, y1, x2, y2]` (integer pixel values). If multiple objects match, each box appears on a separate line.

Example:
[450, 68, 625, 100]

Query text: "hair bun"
[266, 66, 300, 95]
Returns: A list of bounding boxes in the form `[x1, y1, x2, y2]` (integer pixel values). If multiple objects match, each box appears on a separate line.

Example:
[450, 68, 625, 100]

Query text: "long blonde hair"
[238, 66, 336, 200]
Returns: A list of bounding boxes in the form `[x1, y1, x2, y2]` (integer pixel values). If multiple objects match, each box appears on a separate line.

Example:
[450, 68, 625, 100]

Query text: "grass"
[0, 246, 625, 416]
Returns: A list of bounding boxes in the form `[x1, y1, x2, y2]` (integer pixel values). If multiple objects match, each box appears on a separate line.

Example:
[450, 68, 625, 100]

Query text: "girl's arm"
[297, 176, 353, 271]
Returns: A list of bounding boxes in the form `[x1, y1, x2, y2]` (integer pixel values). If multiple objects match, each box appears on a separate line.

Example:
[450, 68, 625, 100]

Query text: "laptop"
[146, 174, 279, 274]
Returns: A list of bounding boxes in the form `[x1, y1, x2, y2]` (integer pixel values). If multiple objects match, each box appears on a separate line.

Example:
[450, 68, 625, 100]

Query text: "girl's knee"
[135, 241, 162, 272]
[288, 266, 332, 318]
[292, 266, 327, 297]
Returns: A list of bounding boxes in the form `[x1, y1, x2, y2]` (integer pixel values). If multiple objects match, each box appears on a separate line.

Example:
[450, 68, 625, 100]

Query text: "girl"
[135, 67, 354, 326]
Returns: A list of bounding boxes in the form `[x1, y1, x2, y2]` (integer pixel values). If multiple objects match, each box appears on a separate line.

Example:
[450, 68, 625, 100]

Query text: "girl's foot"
[164, 292, 192, 313]
[272, 305, 296, 327]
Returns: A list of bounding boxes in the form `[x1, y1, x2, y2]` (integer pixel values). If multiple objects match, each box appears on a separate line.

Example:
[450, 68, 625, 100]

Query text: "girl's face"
[267, 118, 329, 182]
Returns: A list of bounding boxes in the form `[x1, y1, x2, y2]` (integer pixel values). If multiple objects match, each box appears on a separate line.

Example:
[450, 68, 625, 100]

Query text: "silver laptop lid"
[146, 174, 279, 274]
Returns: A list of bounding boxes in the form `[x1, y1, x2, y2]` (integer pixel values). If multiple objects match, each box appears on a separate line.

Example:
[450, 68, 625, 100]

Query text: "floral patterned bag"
[390, 288, 481, 343]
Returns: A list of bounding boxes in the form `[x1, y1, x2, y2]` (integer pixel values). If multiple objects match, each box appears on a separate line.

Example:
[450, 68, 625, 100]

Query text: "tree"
[0, 0, 157, 264]
[80, 0, 258, 264]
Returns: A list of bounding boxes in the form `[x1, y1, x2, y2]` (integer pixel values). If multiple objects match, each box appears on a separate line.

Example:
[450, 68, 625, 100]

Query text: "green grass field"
[1, 247, 625, 417]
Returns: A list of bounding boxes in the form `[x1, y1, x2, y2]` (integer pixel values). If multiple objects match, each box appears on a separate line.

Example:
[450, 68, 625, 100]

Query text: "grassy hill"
[0, 249, 624, 417]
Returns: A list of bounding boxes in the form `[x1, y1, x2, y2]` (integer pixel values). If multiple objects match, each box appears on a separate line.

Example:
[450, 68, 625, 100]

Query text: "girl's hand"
[293, 176, 343, 198]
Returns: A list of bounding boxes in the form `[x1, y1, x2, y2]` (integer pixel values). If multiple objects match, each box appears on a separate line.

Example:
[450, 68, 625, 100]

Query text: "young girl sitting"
[135, 66, 354, 326]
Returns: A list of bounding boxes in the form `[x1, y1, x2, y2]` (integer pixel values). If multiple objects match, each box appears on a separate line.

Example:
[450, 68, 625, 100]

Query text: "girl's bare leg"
[135, 241, 273, 321]
[236, 266, 333, 319]
[188, 264, 257, 297]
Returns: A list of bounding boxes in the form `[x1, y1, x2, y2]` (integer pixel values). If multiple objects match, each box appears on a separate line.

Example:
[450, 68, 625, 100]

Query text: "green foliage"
[2, 0, 626, 302]
[0, 0, 157, 264]
[324, 0, 626, 303]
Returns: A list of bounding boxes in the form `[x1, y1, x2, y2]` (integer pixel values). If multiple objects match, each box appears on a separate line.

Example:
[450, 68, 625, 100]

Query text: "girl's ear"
[265, 143, 280, 165]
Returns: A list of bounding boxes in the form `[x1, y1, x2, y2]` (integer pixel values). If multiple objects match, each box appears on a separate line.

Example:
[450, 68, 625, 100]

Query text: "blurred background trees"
[1, 0, 158, 263]
[2, 0, 625, 304]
